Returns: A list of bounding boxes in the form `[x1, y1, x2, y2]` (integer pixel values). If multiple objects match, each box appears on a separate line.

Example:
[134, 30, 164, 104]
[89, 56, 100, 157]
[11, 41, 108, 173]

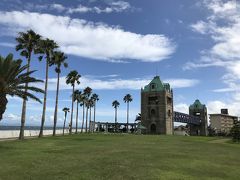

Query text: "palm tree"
[15, 29, 41, 140]
[123, 94, 133, 132]
[84, 99, 90, 133]
[91, 93, 99, 132]
[83, 87, 92, 132]
[112, 100, 120, 132]
[80, 93, 86, 133]
[73, 90, 81, 134]
[62, 107, 70, 135]
[38, 38, 58, 137]
[50, 51, 68, 136]
[66, 70, 81, 134]
[0, 53, 44, 121]
[88, 97, 94, 132]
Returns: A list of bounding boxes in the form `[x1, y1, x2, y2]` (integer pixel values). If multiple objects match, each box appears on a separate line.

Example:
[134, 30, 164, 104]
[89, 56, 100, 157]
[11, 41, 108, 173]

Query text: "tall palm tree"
[15, 29, 41, 140]
[0, 53, 44, 121]
[112, 100, 120, 132]
[80, 94, 86, 133]
[38, 38, 58, 137]
[91, 93, 99, 132]
[62, 107, 70, 135]
[123, 94, 133, 132]
[88, 97, 94, 132]
[66, 70, 81, 134]
[73, 90, 81, 134]
[83, 87, 92, 132]
[50, 51, 68, 136]
[84, 99, 90, 133]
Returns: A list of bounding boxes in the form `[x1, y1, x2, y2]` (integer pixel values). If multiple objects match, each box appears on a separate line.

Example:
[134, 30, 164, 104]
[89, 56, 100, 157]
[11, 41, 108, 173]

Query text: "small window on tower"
[168, 110, 171, 117]
[151, 109, 156, 116]
[151, 83, 155, 90]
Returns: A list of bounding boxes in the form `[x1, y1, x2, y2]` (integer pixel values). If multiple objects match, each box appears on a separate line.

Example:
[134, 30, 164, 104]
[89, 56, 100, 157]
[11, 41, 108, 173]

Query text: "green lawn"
[0, 134, 239, 180]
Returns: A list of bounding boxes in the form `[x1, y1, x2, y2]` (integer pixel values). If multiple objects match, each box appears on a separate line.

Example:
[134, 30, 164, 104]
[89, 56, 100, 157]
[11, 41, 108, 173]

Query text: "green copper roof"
[142, 76, 171, 92]
[189, 99, 205, 109]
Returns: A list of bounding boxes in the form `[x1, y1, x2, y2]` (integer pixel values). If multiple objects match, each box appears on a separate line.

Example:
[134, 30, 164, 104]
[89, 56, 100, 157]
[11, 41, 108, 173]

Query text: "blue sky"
[0, 0, 240, 126]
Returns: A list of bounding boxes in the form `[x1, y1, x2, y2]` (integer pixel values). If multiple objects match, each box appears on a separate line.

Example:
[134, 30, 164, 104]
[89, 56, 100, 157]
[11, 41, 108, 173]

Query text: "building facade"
[141, 76, 173, 135]
[210, 109, 238, 134]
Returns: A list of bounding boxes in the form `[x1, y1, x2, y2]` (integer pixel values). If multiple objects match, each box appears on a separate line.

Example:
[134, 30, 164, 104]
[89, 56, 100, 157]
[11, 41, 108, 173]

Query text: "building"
[141, 76, 173, 134]
[210, 109, 238, 134]
[174, 125, 189, 136]
[189, 99, 208, 136]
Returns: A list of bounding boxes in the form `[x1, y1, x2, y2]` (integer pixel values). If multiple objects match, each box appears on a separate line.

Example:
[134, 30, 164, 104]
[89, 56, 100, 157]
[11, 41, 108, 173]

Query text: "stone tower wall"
[141, 90, 173, 135]
[189, 107, 208, 136]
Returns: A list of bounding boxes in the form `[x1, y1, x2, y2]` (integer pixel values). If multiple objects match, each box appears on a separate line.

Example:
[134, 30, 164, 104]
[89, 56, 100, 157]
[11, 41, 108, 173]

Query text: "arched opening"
[150, 124, 156, 134]
[151, 83, 156, 90]
[168, 109, 171, 117]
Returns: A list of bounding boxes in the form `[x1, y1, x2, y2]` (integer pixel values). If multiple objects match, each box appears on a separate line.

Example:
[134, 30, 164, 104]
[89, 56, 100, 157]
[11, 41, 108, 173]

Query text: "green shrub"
[230, 122, 240, 142]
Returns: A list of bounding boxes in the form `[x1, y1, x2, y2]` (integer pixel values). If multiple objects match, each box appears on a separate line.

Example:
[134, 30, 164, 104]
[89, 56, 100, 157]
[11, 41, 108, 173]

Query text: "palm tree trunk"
[19, 55, 31, 140]
[85, 107, 88, 133]
[39, 59, 49, 137]
[53, 72, 60, 136]
[81, 104, 85, 133]
[115, 107, 117, 132]
[127, 102, 129, 132]
[63, 113, 67, 135]
[93, 103, 96, 132]
[75, 102, 79, 134]
[0, 94, 8, 120]
[89, 107, 92, 132]
[69, 85, 75, 134]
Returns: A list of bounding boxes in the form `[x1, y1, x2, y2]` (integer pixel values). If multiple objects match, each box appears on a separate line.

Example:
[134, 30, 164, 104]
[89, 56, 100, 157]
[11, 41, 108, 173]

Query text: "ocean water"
[0, 126, 84, 139]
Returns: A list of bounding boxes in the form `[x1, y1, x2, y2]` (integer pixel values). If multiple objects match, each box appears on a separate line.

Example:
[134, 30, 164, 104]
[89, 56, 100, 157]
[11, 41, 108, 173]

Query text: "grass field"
[0, 134, 239, 180]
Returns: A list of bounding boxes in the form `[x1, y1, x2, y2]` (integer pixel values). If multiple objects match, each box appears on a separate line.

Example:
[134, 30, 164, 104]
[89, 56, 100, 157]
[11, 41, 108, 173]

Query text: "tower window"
[168, 110, 171, 117]
[151, 109, 156, 116]
[167, 97, 172, 104]
[148, 96, 158, 104]
[151, 83, 156, 90]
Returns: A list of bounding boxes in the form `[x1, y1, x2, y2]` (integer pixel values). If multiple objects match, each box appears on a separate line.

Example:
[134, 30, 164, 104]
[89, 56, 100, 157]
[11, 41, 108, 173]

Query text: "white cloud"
[0, 11, 175, 62]
[19, 1, 132, 14]
[67, 5, 92, 13]
[190, 20, 210, 34]
[41, 75, 199, 91]
[50, 4, 66, 12]
[189, 0, 240, 63]
[67, 1, 131, 14]
[92, 107, 140, 122]
[188, 0, 240, 118]
[187, 0, 240, 82]
[174, 103, 188, 114]
[212, 88, 235, 93]
[166, 79, 199, 88]
[0, 42, 15, 48]
[207, 100, 240, 117]
[204, 0, 238, 20]
[3, 113, 21, 121]
[111, 1, 131, 11]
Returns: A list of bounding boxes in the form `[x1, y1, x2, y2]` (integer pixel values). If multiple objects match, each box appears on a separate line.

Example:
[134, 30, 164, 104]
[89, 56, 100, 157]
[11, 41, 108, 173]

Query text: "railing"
[173, 111, 201, 125]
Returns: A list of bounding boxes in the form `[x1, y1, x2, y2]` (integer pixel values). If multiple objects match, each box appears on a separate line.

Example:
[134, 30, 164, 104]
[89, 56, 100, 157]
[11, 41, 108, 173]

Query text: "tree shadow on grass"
[0, 144, 12, 151]
[69, 138, 94, 142]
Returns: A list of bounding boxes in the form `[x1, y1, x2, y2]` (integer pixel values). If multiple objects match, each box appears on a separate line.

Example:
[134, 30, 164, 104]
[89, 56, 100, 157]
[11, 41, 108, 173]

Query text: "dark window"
[148, 96, 158, 105]
[151, 83, 156, 90]
[167, 97, 172, 104]
[168, 110, 171, 117]
[151, 109, 156, 116]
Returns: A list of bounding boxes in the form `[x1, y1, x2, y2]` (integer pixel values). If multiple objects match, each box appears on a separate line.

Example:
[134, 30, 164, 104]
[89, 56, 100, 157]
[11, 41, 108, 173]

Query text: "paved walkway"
[208, 138, 231, 144]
